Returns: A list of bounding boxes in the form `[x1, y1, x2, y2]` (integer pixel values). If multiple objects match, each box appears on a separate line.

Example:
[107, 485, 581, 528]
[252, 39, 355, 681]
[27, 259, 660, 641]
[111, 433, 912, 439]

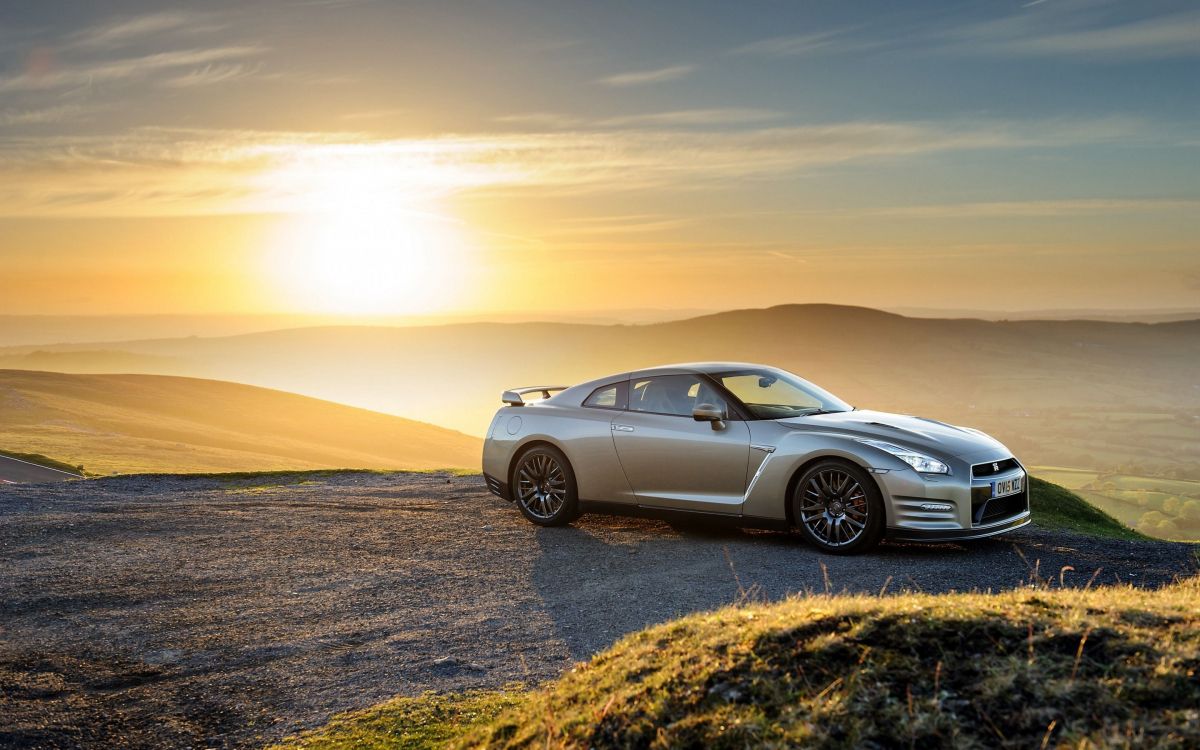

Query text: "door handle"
[612, 424, 635, 432]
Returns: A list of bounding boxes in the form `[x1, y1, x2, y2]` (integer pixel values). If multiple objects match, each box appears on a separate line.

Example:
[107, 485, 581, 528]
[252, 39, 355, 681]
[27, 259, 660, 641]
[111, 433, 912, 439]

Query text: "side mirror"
[693, 403, 726, 430]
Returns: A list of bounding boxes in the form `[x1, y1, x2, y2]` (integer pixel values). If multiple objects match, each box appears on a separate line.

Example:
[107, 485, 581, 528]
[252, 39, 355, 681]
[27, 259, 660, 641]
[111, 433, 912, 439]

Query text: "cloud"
[0, 104, 97, 127]
[494, 112, 584, 129]
[161, 63, 259, 88]
[542, 214, 692, 236]
[728, 29, 875, 58]
[496, 108, 783, 129]
[947, 7, 1200, 60]
[596, 64, 695, 87]
[0, 46, 266, 92]
[339, 108, 410, 122]
[0, 117, 1154, 217]
[730, 6, 1200, 63]
[597, 108, 783, 127]
[68, 11, 213, 49]
[867, 199, 1200, 218]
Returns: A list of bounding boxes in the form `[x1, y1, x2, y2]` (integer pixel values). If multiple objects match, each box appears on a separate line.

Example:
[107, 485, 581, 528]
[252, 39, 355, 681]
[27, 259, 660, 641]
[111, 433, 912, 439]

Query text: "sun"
[263, 158, 474, 316]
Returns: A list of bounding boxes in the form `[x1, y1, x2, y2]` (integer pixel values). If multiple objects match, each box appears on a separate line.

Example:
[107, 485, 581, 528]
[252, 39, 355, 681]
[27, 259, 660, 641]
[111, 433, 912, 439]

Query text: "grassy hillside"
[1, 305, 1195, 478]
[1035, 467, 1200, 542]
[277, 576, 1199, 749]
[0, 370, 480, 474]
[1027, 476, 1147, 540]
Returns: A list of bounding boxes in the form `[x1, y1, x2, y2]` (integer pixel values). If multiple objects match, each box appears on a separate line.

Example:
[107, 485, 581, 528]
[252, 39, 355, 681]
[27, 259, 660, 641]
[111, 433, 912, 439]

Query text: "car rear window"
[584, 381, 628, 410]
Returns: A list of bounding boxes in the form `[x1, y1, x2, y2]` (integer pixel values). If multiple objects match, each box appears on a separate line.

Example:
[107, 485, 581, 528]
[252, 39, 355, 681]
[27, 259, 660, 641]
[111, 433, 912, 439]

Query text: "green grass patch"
[0, 448, 84, 476]
[280, 578, 1200, 749]
[1029, 476, 1147, 540]
[271, 688, 525, 750]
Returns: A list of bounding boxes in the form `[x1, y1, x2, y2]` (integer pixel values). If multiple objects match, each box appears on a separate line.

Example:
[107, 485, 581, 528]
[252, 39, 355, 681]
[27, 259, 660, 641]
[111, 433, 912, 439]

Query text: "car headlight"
[855, 439, 950, 474]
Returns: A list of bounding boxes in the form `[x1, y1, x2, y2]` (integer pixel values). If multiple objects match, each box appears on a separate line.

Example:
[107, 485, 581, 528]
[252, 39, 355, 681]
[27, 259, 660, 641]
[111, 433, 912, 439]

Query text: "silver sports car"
[482, 363, 1030, 553]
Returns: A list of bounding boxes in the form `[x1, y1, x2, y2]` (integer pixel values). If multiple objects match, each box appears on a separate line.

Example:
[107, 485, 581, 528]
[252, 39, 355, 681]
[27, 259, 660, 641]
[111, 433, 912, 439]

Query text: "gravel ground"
[1, 472, 1195, 749]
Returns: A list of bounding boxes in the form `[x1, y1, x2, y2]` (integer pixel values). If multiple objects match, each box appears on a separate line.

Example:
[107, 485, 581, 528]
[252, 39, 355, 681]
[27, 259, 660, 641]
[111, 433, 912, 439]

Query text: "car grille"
[970, 481, 1029, 526]
[972, 457, 1020, 478]
[979, 491, 1028, 525]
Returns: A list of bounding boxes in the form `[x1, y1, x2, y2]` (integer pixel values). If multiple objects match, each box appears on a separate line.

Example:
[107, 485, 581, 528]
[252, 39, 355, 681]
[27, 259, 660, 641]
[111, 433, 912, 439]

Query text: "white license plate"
[991, 475, 1023, 498]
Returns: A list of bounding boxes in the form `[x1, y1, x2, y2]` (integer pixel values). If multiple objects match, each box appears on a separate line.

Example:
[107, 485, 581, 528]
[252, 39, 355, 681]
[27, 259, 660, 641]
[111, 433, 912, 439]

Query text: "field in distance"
[1034, 466, 1200, 542]
[0, 370, 480, 474]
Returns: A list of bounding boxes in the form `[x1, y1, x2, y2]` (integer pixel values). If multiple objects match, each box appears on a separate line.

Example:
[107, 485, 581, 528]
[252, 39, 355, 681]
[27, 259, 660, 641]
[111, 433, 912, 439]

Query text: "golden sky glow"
[1, 2, 1197, 317]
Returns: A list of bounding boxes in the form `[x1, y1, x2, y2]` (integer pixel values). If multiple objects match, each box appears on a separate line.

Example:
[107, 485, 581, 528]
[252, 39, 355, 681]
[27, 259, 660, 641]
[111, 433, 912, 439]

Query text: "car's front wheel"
[512, 445, 580, 527]
[792, 460, 885, 554]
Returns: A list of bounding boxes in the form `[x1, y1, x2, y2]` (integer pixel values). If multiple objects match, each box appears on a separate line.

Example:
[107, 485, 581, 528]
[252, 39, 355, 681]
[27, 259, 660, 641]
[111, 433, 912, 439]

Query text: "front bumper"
[876, 454, 1031, 542]
[887, 510, 1031, 542]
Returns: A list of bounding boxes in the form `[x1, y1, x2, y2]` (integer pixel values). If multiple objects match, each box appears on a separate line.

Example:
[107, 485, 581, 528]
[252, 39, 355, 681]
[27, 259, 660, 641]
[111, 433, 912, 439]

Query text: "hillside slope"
[0, 370, 480, 473]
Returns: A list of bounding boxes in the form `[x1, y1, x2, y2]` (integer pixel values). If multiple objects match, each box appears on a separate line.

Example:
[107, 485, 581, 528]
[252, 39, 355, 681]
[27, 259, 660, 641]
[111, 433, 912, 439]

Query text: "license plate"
[991, 475, 1023, 498]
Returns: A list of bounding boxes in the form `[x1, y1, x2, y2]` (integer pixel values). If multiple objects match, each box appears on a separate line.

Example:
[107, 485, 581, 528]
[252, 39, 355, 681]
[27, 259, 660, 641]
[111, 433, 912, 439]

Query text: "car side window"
[583, 381, 628, 410]
[629, 375, 728, 418]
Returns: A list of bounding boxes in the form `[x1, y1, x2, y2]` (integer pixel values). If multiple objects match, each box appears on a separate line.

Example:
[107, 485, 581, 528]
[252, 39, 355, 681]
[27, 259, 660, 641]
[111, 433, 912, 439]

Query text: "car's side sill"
[580, 500, 789, 531]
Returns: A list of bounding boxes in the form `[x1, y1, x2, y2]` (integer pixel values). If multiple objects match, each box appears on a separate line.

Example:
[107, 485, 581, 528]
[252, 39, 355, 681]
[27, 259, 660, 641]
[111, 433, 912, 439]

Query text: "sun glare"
[264, 159, 474, 316]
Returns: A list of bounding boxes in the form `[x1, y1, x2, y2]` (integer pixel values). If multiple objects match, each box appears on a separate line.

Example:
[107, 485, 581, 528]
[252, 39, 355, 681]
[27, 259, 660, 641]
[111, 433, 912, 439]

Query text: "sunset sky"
[1, 0, 1197, 317]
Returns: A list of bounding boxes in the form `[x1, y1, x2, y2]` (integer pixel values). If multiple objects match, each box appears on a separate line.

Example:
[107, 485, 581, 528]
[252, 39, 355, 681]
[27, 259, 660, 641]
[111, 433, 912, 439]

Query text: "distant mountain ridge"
[1, 305, 1195, 348]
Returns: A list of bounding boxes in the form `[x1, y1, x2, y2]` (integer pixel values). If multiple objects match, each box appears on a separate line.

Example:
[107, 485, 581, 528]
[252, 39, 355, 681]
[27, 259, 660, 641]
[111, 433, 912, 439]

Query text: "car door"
[611, 374, 751, 513]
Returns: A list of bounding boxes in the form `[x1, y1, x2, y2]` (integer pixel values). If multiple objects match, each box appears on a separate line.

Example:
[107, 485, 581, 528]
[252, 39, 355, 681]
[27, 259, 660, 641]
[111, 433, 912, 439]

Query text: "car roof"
[627, 362, 774, 378]
[546, 362, 781, 405]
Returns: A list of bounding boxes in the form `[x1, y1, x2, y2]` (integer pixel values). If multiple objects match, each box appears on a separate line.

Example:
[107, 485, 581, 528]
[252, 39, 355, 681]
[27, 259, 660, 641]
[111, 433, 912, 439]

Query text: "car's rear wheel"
[792, 460, 884, 554]
[512, 445, 579, 527]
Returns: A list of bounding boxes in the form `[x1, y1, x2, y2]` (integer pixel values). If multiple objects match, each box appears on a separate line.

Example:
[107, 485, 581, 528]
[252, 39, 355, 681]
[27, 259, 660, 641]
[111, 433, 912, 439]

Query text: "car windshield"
[714, 369, 852, 420]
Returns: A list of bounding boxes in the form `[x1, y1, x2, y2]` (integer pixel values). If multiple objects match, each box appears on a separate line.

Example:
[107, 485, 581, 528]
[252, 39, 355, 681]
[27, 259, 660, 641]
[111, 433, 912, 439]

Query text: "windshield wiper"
[795, 408, 847, 417]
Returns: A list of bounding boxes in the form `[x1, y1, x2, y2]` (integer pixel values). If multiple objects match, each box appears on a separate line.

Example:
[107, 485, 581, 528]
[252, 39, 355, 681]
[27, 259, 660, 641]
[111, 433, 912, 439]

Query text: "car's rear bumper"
[483, 473, 511, 501]
[886, 511, 1031, 542]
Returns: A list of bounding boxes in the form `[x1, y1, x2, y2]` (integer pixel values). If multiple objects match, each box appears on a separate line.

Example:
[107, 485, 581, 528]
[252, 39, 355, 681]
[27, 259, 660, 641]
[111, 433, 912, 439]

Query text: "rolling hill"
[0, 370, 480, 474]
[0, 305, 1196, 478]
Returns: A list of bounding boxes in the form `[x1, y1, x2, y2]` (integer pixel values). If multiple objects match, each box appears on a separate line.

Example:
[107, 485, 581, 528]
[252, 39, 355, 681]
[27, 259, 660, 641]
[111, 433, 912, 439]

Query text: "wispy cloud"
[868, 199, 1200, 218]
[339, 108, 410, 122]
[0, 104, 98, 127]
[161, 63, 259, 88]
[68, 11, 216, 50]
[730, 6, 1200, 63]
[0, 46, 266, 92]
[598, 108, 783, 127]
[597, 64, 695, 87]
[496, 108, 783, 129]
[543, 214, 692, 236]
[0, 117, 1153, 217]
[729, 29, 874, 58]
[947, 7, 1200, 60]
[494, 112, 585, 129]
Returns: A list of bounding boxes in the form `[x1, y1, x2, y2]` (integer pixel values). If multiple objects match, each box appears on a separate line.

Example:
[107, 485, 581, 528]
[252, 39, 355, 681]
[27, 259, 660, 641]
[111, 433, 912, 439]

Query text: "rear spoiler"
[502, 386, 568, 406]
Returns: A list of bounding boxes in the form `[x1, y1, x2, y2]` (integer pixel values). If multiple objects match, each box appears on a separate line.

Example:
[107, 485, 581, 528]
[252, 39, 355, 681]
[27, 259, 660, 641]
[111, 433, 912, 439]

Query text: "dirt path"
[1, 472, 1194, 749]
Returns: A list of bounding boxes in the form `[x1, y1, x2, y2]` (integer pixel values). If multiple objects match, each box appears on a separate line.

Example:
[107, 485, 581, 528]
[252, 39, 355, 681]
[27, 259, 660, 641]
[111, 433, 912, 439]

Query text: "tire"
[511, 445, 580, 527]
[792, 460, 885, 554]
